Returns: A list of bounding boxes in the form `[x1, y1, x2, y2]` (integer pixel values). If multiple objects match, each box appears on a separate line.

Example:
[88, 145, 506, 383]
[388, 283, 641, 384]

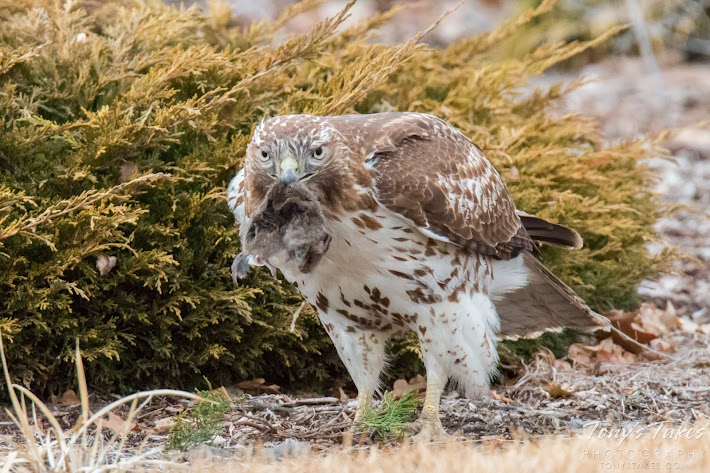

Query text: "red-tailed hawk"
[228, 112, 609, 440]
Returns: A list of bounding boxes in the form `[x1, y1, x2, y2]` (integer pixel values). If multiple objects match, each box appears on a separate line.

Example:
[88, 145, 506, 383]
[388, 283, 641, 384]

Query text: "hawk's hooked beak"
[280, 157, 299, 185]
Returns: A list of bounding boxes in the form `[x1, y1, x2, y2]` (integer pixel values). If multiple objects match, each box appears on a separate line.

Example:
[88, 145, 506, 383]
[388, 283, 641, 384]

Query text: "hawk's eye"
[313, 147, 324, 159]
[260, 150, 269, 161]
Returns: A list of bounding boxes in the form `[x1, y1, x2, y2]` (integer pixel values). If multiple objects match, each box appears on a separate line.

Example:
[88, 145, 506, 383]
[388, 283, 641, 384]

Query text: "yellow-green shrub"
[0, 0, 671, 394]
[498, 0, 710, 63]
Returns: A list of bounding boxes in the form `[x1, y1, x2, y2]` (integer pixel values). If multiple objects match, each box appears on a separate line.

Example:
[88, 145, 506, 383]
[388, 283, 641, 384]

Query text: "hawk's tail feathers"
[517, 213, 583, 250]
[493, 249, 672, 359]
[494, 253, 610, 341]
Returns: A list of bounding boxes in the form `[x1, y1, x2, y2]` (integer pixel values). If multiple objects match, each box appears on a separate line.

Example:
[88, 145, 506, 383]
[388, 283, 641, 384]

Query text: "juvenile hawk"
[227, 112, 609, 440]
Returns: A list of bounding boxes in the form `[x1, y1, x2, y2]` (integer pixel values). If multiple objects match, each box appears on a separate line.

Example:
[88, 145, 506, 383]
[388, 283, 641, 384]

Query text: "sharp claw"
[231, 253, 252, 285]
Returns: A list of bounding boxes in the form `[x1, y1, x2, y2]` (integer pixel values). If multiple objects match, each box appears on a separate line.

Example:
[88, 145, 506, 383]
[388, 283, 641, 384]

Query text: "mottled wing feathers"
[367, 114, 532, 259]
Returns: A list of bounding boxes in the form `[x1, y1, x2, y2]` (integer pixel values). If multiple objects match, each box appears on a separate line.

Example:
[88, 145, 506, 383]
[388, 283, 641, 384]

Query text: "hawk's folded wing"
[362, 112, 609, 336]
[366, 113, 532, 260]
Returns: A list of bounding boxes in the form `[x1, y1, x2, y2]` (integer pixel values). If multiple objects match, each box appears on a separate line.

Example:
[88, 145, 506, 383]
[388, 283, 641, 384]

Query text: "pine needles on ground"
[166, 383, 235, 452]
[356, 391, 421, 442]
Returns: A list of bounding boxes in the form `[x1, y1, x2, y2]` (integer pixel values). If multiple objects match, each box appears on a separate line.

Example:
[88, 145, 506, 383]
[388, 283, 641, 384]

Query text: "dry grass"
[187, 431, 710, 473]
[0, 335, 201, 472]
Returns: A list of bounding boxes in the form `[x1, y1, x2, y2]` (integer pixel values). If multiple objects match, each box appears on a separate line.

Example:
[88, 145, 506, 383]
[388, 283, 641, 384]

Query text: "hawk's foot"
[402, 417, 452, 443]
[350, 391, 373, 436]
[231, 253, 251, 285]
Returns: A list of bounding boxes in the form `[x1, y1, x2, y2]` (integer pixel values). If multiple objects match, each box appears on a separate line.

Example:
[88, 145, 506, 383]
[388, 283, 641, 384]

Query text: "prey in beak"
[240, 178, 332, 276]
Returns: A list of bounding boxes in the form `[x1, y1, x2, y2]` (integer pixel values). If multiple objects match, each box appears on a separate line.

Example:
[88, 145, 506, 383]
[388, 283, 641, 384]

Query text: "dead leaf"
[605, 303, 679, 353]
[328, 386, 349, 402]
[120, 161, 140, 182]
[679, 318, 710, 336]
[59, 389, 80, 406]
[392, 375, 426, 399]
[568, 344, 593, 365]
[607, 309, 658, 347]
[392, 379, 411, 399]
[649, 338, 675, 353]
[679, 318, 700, 333]
[96, 254, 117, 276]
[236, 377, 281, 394]
[568, 337, 638, 365]
[636, 302, 680, 335]
[148, 416, 175, 435]
[210, 385, 231, 401]
[554, 359, 573, 371]
[408, 374, 425, 386]
[101, 412, 138, 433]
[596, 337, 638, 363]
[545, 381, 575, 398]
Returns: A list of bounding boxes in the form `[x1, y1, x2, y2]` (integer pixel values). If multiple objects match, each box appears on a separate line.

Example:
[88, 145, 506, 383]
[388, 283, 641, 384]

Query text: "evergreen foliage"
[166, 381, 233, 451]
[355, 390, 421, 442]
[0, 0, 672, 395]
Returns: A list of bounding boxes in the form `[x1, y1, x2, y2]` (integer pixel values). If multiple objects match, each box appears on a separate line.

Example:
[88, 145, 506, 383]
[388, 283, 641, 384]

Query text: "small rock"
[186, 445, 231, 461]
[568, 417, 586, 430]
[266, 439, 311, 460]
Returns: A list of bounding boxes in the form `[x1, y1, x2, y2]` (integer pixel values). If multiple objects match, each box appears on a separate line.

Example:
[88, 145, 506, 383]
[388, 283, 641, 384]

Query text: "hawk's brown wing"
[366, 113, 532, 259]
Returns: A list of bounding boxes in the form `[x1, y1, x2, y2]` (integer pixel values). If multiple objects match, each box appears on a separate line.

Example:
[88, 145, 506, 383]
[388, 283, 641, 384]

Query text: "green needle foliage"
[166, 382, 233, 451]
[356, 390, 421, 442]
[0, 0, 673, 395]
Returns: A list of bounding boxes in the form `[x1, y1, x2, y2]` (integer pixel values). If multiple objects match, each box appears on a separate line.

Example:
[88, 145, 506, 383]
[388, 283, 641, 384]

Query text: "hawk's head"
[239, 115, 361, 275]
[245, 115, 352, 211]
[246, 114, 344, 187]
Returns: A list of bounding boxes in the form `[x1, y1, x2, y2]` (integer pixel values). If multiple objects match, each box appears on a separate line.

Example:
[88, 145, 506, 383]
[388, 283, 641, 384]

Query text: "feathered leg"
[407, 293, 500, 442]
[318, 314, 389, 427]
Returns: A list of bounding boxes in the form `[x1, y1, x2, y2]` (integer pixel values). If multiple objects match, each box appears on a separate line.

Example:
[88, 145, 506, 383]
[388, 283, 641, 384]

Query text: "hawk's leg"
[404, 363, 450, 442]
[319, 317, 389, 430]
[406, 293, 500, 442]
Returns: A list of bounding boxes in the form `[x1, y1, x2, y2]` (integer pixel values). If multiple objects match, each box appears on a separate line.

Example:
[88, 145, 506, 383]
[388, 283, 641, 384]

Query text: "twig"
[280, 397, 340, 407]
